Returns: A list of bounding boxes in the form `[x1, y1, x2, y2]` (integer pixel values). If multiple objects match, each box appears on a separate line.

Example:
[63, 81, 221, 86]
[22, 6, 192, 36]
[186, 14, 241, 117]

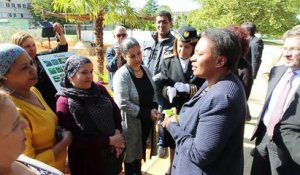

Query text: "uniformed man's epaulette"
[163, 53, 174, 59]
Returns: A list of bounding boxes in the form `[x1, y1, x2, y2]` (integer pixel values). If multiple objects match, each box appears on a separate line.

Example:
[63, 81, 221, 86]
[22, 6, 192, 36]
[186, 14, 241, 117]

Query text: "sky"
[129, 0, 200, 12]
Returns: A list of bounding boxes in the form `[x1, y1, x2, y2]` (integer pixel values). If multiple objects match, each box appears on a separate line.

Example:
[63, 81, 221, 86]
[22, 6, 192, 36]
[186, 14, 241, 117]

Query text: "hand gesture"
[174, 82, 190, 93]
[167, 86, 177, 103]
[53, 23, 64, 35]
[114, 44, 122, 57]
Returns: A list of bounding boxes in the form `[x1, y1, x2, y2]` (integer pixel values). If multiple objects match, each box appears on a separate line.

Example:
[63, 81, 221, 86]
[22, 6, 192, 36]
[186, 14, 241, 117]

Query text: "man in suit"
[105, 26, 127, 91]
[162, 28, 246, 175]
[251, 27, 300, 175]
[242, 22, 264, 79]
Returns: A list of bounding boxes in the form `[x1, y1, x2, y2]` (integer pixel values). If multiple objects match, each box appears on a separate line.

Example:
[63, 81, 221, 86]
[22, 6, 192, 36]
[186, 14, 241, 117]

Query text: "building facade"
[0, 0, 33, 29]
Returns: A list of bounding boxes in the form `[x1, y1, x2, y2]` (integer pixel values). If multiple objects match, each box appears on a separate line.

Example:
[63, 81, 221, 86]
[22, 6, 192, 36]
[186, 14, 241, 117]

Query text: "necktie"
[267, 70, 296, 137]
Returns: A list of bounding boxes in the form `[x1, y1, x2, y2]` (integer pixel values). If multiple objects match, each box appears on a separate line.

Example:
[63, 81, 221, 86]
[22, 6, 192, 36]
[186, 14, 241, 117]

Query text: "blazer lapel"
[265, 66, 288, 102]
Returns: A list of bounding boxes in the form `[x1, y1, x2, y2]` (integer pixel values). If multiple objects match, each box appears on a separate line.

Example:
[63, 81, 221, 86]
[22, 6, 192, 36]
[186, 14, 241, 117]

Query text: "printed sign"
[37, 52, 75, 91]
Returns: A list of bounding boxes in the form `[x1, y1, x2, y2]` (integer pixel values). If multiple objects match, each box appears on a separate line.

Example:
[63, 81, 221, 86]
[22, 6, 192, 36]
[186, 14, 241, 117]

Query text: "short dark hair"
[203, 28, 241, 71]
[156, 10, 172, 22]
[241, 22, 256, 36]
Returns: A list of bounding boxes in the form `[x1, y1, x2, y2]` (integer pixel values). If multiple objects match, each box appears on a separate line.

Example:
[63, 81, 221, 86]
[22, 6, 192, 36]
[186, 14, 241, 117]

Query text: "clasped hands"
[109, 129, 125, 158]
[167, 82, 190, 103]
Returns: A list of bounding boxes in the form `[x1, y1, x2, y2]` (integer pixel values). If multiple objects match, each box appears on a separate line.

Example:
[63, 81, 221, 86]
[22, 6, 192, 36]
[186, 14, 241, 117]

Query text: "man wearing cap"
[105, 25, 127, 91]
[158, 26, 205, 175]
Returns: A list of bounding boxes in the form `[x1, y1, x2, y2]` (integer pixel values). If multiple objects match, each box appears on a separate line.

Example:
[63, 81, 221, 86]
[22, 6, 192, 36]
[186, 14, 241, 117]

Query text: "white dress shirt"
[179, 58, 190, 74]
[263, 68, 300, 126]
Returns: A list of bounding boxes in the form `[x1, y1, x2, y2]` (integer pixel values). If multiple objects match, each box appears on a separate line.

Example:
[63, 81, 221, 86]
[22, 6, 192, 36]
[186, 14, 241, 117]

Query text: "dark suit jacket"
[167, 73, 246, 175]
[160, 56, 205, 110]
[246, 36, 264, 78]
[252, 65, 300, 170]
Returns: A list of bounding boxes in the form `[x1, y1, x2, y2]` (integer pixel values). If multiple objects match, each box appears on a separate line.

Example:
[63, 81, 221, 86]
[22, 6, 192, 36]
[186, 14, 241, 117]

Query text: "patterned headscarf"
[61, 55, 92, 87]
[0, 44, 26, 77]
[65, 55, 92, 78]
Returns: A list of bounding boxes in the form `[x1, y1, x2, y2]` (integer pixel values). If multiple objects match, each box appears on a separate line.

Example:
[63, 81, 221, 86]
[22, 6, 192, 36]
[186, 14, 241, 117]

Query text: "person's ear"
[216, 56, 227, 68]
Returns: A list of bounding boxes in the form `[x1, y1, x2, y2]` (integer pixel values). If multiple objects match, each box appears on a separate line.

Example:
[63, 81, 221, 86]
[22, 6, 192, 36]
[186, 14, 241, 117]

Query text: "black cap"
[175, 26, 199, 43]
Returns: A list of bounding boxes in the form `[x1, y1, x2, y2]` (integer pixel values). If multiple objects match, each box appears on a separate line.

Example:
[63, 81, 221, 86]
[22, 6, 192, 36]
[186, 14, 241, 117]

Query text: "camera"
[37, 21, 56, 38]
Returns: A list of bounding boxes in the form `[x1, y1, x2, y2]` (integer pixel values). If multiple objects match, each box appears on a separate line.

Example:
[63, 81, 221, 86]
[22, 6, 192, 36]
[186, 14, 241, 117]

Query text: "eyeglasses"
[116, 33, 127, 38]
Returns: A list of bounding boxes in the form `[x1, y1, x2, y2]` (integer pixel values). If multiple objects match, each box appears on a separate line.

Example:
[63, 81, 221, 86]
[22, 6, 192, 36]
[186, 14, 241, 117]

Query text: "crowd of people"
[0, 10, 299, 175]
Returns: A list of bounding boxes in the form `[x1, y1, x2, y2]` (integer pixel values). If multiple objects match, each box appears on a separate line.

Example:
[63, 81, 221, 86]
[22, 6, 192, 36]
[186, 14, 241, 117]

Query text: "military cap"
[175, 26, 200, 43]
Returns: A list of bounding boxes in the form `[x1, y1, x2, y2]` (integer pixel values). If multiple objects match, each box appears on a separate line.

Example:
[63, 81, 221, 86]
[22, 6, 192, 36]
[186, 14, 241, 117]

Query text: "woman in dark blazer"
[158, 26, 205, 175]
[162, 28, 247, 175]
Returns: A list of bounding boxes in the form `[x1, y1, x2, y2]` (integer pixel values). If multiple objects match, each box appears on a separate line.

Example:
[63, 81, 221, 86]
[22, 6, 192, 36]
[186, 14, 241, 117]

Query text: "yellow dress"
[10, 87, 67, 172]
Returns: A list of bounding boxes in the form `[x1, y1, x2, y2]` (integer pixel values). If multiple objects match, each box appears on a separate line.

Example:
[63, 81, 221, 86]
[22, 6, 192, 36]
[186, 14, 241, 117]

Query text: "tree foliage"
[141, 0, 159, 16]
[52, 0, 138, 75]
[136, 0, 159, 31]
[30, 0, 66, 24]
[188, 0, 300, 37]
[156, 5, 172, 14]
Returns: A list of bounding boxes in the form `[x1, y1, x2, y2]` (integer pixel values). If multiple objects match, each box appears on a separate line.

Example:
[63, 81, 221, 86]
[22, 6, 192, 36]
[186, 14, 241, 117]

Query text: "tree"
[174, 15, 189, 29]
[136, 0, 159, 31]
[156, 5, 172, 14]
[52, 0, 138, 77]
[142, 0, 159, 16]
[30, 0, 66, 25]
[189, 0, 300, 37]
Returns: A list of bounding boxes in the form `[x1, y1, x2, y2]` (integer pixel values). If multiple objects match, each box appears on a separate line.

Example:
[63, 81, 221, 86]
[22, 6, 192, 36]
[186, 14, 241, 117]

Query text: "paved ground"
[141, 44, 283, 175]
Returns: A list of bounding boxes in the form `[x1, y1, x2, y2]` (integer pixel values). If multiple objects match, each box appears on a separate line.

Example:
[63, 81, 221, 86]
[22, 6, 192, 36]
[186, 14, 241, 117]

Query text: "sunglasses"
[116, 33, 127, 38]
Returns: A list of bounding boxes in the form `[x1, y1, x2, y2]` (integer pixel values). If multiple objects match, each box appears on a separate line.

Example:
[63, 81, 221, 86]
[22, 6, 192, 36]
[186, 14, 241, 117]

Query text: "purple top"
[56, 83, 122, 175]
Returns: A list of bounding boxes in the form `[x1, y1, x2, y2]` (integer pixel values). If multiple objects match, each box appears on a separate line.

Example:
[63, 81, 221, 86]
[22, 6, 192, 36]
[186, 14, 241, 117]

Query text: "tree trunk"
[94, 10, 104, 81]
[76, 23, 81, 41]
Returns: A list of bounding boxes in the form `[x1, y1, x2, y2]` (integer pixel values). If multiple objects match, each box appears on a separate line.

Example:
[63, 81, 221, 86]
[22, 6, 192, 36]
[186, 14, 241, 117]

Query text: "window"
[11, 3, 15, 8]
[20, 13, 23, 18]
[8, 13, 12, 18]
[6, 3, 10, 8]
[17, 4, 21, 8]
[13, 13, 16, 18]
[22, 4, 26, 8]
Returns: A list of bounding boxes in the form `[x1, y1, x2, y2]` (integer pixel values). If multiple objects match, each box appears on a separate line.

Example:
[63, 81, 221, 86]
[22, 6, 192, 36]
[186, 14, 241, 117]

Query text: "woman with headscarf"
[56, 55, 124, 175]
[113, 37, 159, 175]
[0, 43, 72, 172]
